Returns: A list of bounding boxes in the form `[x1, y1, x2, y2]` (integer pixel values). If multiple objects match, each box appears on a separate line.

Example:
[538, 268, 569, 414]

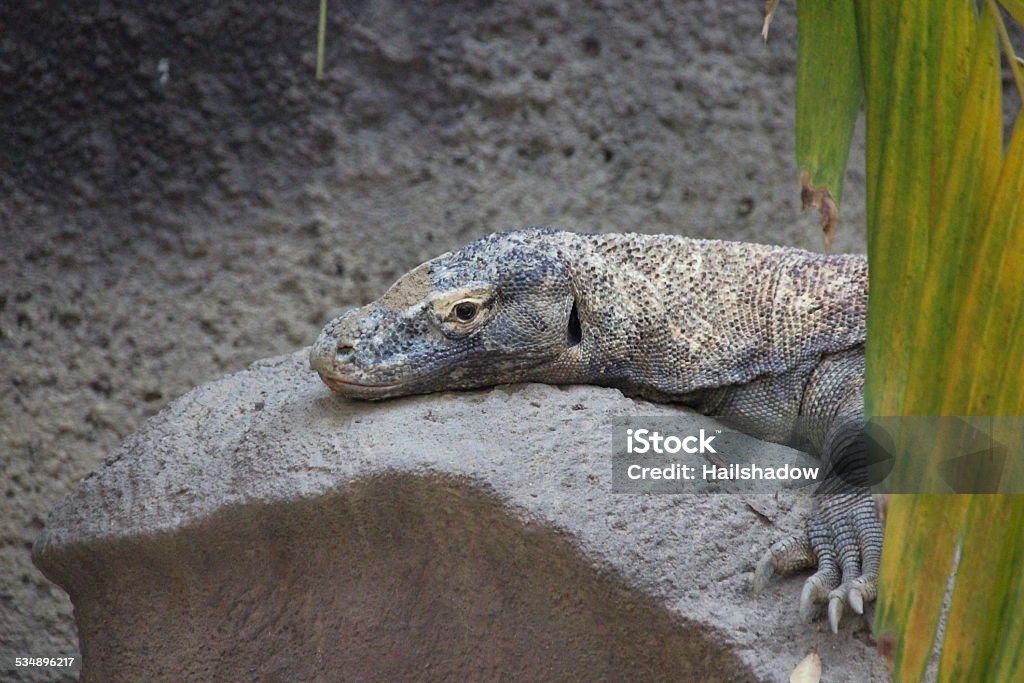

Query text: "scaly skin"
[309, 228, 883, 632]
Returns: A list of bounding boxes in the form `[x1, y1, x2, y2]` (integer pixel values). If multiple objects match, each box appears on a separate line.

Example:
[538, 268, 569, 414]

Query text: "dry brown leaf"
[800, 169, 840, 251]
[789, 649, 822, 683]
[762, 0, 781, 42]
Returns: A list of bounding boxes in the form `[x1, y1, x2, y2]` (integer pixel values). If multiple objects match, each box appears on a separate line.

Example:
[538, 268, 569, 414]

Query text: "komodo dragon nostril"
[336, 341, 355, 358]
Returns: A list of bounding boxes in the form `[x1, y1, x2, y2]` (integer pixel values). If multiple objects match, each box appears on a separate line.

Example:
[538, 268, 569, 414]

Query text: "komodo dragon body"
[309, 228, 882, 633]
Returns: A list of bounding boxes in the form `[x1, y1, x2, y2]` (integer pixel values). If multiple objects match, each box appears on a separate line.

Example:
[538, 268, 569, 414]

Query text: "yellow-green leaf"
[855, 1, 943, 418]
[843, 1, 1024, 681]
[795, 0, 862, 248]
[875, 495, 967, 680]
[999, 0, 1024, 32]
[888, 3, 1001, 495]
[947, 109, 1024, 417]
[938, 495, 1024, 680]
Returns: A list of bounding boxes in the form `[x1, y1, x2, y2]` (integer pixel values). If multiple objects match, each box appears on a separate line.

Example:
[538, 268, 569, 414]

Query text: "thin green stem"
[316, 0, 327, 80]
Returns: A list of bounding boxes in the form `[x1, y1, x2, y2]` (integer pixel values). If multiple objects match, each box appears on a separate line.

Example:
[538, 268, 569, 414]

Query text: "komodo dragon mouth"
[318, 376, 400, 394]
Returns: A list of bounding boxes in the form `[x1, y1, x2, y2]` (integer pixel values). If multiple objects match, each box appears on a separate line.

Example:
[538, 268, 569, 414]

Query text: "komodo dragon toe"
[754, 494, 883, 632]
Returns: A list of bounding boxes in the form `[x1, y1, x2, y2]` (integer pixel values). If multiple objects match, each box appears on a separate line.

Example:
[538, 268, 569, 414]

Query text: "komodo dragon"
[309, 228, 882, 633]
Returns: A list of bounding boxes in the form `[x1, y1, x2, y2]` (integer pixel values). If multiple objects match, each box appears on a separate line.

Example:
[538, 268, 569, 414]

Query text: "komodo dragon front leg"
[308, 228, 884, 632]
[747, 349, 883, 632]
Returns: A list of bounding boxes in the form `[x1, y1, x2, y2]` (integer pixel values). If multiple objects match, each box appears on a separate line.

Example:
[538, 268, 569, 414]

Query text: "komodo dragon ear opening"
[567, 300, 582, 347]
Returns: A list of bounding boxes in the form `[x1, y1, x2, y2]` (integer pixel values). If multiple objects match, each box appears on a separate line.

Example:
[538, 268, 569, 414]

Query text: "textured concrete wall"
[2, 1, 869, 679]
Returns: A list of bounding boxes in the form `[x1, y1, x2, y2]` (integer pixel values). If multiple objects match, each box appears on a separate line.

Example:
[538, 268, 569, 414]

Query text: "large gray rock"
[33, 351, 888, 681]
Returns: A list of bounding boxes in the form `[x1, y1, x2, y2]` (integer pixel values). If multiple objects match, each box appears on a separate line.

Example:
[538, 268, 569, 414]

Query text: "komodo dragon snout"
[309, 232, 584, 400]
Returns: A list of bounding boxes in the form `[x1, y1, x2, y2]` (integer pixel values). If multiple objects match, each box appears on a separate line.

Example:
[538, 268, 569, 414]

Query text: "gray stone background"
[0, 1, 870, 679]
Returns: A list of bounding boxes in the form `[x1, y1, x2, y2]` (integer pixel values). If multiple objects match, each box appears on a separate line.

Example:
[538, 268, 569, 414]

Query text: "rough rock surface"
[1, 1, 871, 678]
[34, 351, 888, 681]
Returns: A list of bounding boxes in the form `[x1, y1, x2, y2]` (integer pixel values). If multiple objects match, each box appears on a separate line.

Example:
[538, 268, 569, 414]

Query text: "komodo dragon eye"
[432, 288, 492, 331]
[453, 302, 478, 322]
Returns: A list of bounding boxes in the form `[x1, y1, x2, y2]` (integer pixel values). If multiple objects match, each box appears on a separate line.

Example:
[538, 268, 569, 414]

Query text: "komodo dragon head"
[309, 230, 587, 399]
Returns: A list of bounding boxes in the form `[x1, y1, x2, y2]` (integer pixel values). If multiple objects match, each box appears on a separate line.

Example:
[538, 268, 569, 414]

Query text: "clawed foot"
[753, 494, 883, 633]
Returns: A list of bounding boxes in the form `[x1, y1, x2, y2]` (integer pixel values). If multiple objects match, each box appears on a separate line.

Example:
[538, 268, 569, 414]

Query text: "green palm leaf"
[792, 1, 1024, 680]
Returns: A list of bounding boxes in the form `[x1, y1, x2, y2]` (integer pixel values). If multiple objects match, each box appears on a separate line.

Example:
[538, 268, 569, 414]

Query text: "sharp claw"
[828, 595, 844, 633]
[849, 588, 864, 615]
[753, 555, 775, 594]
[799, 582, 814, 622]
[799, 580, 819, 622]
